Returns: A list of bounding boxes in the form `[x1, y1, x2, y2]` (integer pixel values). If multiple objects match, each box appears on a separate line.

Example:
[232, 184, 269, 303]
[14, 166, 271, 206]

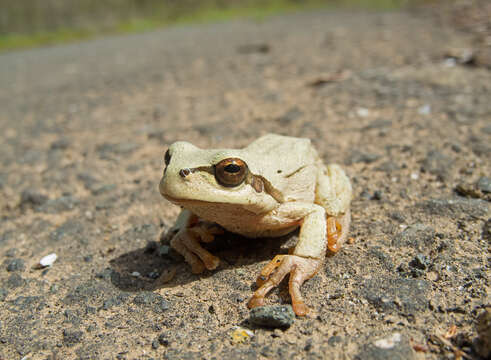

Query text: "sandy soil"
[0, 5, 489, 360]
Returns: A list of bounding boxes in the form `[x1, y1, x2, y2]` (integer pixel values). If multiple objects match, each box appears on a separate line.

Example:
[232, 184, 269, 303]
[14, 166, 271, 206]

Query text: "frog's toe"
[202, 253, 220, 271]
[248, 255, 320, 316]
[180, 232, 220, 270]
[289, 263, 318, 316]
[247, 295, 265, 309]
[256, 255, 286, 286]
[291, 300, 309, 316]
[190, 260, 206, 274]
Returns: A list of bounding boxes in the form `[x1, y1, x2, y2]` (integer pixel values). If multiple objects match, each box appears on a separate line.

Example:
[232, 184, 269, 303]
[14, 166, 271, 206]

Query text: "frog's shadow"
[108, 231, 296, 292]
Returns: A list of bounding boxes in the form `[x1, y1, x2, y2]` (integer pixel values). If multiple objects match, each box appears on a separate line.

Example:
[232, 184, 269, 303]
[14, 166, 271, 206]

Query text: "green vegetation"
[0, 0, 419, 53]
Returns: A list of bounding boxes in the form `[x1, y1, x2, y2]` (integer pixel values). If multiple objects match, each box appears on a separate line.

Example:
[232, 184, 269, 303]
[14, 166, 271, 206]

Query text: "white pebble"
[443, 58, 456, 67]
[131, 271, 141, 277]
[418, 104, 431, 115]
[356, 108, 370, 117]
[85, 211, 94, 220]
[374, 333, 401, 349]
[40, 253, 57, 267]
[410, 172, 419, 180]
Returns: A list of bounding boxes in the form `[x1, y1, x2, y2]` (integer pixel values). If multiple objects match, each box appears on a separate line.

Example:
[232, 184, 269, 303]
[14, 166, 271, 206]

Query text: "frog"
[158, 134, 352, 316]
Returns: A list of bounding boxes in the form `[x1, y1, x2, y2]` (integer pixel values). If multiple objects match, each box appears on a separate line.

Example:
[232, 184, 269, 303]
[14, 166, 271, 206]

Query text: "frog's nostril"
[179, 168, 192, 178]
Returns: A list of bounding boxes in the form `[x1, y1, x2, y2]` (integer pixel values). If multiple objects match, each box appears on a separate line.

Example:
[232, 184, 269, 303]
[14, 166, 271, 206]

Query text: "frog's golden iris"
[214, 158, 248, 187]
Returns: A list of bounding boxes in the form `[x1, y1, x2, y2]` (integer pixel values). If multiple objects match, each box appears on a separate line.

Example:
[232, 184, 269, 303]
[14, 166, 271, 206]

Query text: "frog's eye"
[164, 149, 171, 166]
[215, 158, 248, 187]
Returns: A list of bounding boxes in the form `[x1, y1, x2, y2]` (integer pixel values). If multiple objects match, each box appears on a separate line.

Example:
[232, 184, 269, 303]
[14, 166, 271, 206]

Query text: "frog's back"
[245, 134, 319, 203]
[245, 134, 315, 174]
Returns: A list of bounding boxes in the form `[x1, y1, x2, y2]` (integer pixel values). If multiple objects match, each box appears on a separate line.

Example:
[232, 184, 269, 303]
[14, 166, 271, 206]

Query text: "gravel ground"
[0, 6, 490, 360]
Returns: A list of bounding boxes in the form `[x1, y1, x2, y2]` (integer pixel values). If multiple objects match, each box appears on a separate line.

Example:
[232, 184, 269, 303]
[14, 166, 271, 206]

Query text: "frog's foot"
[326, 210, 351, 253]
[247, 255, 321, 316]
[170, 224, 223, 274]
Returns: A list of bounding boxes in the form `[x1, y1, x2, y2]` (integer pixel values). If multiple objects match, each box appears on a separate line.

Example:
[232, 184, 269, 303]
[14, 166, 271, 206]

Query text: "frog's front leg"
[165, 209, 224, 274]
[248, 203, 327, 316]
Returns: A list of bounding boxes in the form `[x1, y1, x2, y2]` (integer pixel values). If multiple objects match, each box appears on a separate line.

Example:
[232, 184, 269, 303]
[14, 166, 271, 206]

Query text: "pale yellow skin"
[159, 134, 352, 315]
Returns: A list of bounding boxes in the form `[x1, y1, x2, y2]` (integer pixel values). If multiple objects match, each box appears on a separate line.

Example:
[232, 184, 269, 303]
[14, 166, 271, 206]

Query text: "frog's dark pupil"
[224, 164, 241, 173]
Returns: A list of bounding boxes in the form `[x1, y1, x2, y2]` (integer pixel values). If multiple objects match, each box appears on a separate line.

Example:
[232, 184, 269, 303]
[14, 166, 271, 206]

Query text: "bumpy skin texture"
[159, 134, 352, 315]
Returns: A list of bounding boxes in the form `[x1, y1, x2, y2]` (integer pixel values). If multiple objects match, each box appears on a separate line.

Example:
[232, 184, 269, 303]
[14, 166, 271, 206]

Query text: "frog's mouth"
[158, 179, 212, 207]
[161, 193, 187, 205]
[161, 192, 234, 208]
[158, 179, 182, 204]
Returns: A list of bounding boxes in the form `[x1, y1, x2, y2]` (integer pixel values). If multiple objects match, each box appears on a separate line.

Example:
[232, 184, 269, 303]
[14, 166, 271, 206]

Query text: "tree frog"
[159, 134, 352, 316]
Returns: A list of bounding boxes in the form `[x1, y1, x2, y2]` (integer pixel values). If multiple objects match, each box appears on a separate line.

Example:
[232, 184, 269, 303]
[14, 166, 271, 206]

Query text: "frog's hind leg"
[315, 163, 352, 253]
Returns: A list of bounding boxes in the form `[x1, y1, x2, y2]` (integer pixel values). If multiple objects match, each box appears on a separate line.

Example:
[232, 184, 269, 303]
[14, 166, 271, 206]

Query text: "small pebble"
[477, 177, 491, 193]
[5, 248, 18, 257]
[39, 253, 57, 268]
[443, 58, 457, 67]
[130, 271, 141, 277]
[328, 335, 343, 347]
[151, 339, 159, 349]
[158, 245, 170, 256]
[158, 333, 169, 346]
[357, 108, 370, 117]
[418, 104, 431, 115]
[144, 241, 158, 253]
[372, 191, 383, 201]
[249, 305, 295, 329]
[426, 271, 439, 281]
[230, 326, 254, 343]
[20, 189, 48, 207]
[50, 138, 70, 150]
[6, 258, 25, 272]
[85, 211, 94, 220]
[373, 333, 401, 349]
[0, 288, 8, 301]
[63, 329, 83, 346]
[148, 271, 160, 279]
[409, 254, 430, 271]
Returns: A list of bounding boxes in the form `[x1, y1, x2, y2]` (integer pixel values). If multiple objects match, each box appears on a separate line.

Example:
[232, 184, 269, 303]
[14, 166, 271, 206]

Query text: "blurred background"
[3, 0, 488, 63]
[0, 0, 429, 52]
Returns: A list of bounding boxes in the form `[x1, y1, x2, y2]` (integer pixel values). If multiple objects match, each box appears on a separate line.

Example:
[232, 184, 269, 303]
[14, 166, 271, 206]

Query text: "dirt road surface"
[0, 7, 490, 360]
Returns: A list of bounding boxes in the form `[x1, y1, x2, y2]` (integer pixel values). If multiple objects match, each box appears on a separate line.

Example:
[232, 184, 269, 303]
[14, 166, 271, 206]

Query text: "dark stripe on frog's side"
[248, 174, 285, 203]
[284, 164, 308, 178]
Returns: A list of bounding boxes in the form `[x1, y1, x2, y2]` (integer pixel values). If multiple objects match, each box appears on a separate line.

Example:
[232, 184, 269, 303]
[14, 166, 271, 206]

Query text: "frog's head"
[159, 141, 278, 214]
